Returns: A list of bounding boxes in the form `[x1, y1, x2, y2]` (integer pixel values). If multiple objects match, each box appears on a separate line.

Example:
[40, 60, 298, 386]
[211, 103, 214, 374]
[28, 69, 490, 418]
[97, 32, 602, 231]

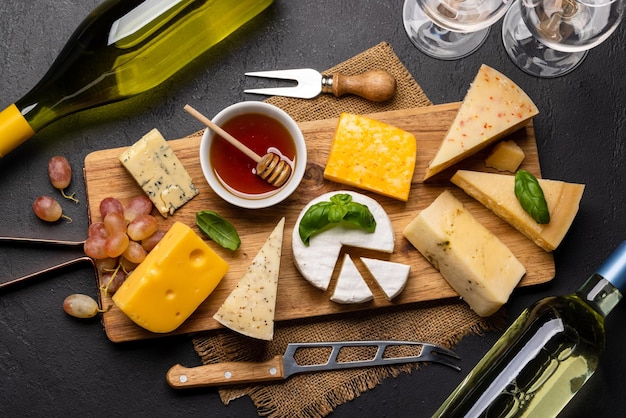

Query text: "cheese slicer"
[167, 340, 460, 388]
[244, 68, 397, 102]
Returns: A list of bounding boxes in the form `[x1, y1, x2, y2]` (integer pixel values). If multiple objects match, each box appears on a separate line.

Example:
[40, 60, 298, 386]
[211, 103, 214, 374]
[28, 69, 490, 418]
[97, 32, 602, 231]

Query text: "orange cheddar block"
[324, 113, 416, 201]
[112, 222, 229, 333]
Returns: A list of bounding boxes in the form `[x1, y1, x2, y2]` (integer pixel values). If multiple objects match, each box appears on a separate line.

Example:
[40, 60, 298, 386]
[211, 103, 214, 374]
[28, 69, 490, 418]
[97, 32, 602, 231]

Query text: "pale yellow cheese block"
[324, 113, 416, 201]
[424, 65, 539, 180]
[485, 140, 525, 172]
[213, 218, 285, 341]
[403, 190, 526, 317]
[451, 170, 585, 251]
[112, 222, 229, 333]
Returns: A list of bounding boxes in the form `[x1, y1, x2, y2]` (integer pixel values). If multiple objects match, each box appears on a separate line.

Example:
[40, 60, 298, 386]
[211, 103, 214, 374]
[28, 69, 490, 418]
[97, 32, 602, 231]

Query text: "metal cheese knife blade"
[167, 340, 460, 388]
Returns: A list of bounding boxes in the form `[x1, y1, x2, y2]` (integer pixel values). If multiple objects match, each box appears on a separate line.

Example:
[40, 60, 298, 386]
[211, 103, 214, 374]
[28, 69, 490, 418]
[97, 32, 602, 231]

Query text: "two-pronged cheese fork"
[167, 340, 460, 388]
[244, 68, 397, 102]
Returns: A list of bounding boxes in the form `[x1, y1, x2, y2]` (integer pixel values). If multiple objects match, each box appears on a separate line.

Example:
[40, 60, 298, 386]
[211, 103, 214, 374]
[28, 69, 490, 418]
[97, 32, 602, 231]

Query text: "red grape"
[124, 195, 153, 223]
[88, 222, 108, 238]
[99, 197, 124, 219]
[104, 232, 129, 258]
[84, 236, 108, 259]
[104, 212, 127, 235]
[48, 156, 78, 203]
[63, 294, 102, 318]
[33, 196, 65, 222]
[123, 241, 147, 264]
[141, 229, 165, 252]
[127, 214, 158, 241]
[101, 269, 127, 295]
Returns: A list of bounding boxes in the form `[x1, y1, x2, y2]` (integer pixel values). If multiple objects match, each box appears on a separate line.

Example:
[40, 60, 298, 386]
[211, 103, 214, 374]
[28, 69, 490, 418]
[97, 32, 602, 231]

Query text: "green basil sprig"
[514, 170, 550, 224]
[196, 210, 241, 250]
[298, 193, 376, 246]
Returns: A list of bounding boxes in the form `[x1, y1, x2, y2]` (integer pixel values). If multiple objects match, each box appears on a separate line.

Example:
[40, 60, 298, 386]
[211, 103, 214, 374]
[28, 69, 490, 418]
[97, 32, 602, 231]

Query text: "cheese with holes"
[112, 222, 229, 333]
[120, 128, 198, 217]
[361, 257, 410, 301]
[485, 140, 525, 172]
[213, 218, 285, 340]
[451, 170, 585, 251]
[424, 65, 538, 180]
[403, 191, 526, 317]
[330, 254, 374, 304]
[292, 191, 394, 291]
[324, 113, 416, 201]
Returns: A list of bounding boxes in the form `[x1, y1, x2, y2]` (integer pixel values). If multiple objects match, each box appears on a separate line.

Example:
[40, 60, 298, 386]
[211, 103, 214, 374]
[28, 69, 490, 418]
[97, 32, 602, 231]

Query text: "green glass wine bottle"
[0, 0, 273, 157]
[434, 240, 626, 417]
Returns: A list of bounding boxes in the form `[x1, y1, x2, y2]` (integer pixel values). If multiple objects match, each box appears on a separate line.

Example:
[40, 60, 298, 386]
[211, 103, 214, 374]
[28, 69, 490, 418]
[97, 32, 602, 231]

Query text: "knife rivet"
[269, 367, 277, 376]
[179, 375, 188, 383]
[224, 371, 232, 379]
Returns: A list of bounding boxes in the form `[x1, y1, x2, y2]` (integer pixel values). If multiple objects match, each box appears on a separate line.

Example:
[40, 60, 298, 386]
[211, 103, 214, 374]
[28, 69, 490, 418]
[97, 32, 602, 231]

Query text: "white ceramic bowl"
[199, 101, 307, 209]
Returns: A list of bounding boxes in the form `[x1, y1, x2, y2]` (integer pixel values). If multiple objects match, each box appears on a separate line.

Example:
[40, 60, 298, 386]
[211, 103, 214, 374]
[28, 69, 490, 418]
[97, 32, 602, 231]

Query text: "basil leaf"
[514, 170, 550, 224]
[196, 210, 241, 250]
[298, 193, 376, 246]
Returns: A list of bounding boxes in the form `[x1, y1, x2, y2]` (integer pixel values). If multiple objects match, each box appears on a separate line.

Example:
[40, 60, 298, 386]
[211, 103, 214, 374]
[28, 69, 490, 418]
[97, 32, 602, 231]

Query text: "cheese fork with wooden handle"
[167, 340, 460, 388]
[244, 68, 397, 102]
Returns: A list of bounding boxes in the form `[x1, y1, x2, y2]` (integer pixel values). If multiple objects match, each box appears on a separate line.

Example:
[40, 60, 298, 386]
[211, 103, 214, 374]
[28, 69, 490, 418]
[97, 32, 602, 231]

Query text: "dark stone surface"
[0, 1, 624, 416]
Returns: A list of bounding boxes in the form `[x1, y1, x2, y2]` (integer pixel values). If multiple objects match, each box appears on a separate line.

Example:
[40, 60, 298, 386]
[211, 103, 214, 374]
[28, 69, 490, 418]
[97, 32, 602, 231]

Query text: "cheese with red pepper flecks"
[424, 65, 538, 180]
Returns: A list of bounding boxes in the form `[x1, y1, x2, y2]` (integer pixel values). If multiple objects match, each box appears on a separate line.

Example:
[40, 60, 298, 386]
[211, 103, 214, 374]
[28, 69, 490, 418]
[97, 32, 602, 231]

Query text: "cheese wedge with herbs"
[292, 191, 394, 292]
[361, 257, 410, 301]
[120, 128, 198, 217]
[485, 140, 525, 172]
[451, 170, 585, 251]
[213, 217, 285, 341]
[330, 255, 374, 304]
[424, 65, 539, 180]
[324, 113, 417, 201]
[403, 190, 526, 317]
[112, 222, 229, 333]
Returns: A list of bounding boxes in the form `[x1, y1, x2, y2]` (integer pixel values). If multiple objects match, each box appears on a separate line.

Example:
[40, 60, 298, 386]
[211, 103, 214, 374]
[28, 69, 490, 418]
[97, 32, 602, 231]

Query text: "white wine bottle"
[0, 0, 273, 157]
[434, 240, 626, 417]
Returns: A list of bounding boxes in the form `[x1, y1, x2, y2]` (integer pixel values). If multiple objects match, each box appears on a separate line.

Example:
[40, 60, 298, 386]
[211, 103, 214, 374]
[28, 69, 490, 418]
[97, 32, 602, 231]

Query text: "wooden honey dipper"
[184, 104, 292, 188]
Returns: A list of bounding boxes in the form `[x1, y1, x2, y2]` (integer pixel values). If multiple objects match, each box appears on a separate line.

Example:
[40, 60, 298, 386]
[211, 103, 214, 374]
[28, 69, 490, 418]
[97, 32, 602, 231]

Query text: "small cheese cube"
[485, 140, 525, 172]
[324, 113, 416, 201]
[120, 129, 198, 217]
[403, 191, 526, 317]
[112, 222, 229, 333]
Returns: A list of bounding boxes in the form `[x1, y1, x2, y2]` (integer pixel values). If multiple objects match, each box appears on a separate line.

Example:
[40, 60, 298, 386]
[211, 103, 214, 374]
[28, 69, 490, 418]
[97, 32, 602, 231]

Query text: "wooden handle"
[184, 104, 262, 163]
[328, 70, 396, 102]
[167, 355, 286, 388]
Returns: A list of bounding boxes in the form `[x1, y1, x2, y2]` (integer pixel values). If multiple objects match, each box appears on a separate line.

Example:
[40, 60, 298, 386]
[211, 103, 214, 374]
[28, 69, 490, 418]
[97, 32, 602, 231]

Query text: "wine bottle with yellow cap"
[0, 0, 273, 157]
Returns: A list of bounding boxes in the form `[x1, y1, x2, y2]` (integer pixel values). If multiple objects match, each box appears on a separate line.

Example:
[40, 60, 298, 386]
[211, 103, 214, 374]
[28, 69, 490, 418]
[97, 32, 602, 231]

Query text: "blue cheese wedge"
[119, 128, 198, 217]
[403, 190, 526, 317]
[330, 254, 374, 304]
[213, 217, 285, 341]
[292, 191, 395, 292]
[360, 258, 410, 301]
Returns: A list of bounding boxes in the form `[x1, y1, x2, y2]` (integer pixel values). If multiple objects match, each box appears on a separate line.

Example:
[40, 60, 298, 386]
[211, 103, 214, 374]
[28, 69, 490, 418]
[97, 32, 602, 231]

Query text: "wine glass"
[502, 0, 625, 77]
[403, 0, 514, 60]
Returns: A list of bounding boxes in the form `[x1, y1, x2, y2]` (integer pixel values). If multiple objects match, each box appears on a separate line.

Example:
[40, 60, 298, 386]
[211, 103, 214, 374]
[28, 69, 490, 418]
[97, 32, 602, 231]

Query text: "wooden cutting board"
[83, 102, 554, 343]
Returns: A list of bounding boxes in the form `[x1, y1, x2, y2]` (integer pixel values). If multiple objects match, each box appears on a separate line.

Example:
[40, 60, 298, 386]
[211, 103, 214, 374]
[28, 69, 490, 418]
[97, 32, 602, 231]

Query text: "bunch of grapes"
[84, 195, 165, 295]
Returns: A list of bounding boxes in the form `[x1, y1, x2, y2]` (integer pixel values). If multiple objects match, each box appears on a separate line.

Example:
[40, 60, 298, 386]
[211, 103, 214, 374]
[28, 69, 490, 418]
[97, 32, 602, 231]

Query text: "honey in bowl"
[209, 113, 296, 198]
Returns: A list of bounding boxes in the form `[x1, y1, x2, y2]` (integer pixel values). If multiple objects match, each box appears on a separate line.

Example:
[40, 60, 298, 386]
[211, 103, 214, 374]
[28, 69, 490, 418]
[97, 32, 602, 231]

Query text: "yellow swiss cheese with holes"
[112, 222, 229, 333]
[324, 113, 416, 201]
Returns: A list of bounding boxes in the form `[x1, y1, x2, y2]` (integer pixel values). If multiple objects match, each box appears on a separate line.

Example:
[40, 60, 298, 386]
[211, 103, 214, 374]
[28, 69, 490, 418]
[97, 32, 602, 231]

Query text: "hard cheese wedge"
[403, 190, 526, 317]
[485, 140, 525, 172]
[451, 170, 585, 251]
[112, 222, 229, 333]
[213, 217, 285, 341]
[424, 65, 539, 180]
[292, 191, 394, 291]
[119, 128, 198, 217]
[330, 254, 374, 304]
[324, 113, 416, 201]
[361, 257, 410, 301]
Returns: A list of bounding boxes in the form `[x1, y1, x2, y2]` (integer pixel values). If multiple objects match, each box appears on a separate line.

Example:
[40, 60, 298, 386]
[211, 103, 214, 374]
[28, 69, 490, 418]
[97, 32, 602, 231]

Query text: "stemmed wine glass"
[403, 0, 514, 60]
[502, 0, 625, 77]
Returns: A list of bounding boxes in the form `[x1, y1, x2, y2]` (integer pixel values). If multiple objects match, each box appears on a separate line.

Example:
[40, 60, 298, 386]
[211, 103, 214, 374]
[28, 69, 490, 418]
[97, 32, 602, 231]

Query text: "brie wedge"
[330, 254, 374, 304]
[360, 257, 410, 301]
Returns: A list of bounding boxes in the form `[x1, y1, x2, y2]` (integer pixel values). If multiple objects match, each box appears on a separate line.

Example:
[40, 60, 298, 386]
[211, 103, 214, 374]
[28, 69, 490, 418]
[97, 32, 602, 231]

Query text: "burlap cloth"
[192, 42, 506, 417]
